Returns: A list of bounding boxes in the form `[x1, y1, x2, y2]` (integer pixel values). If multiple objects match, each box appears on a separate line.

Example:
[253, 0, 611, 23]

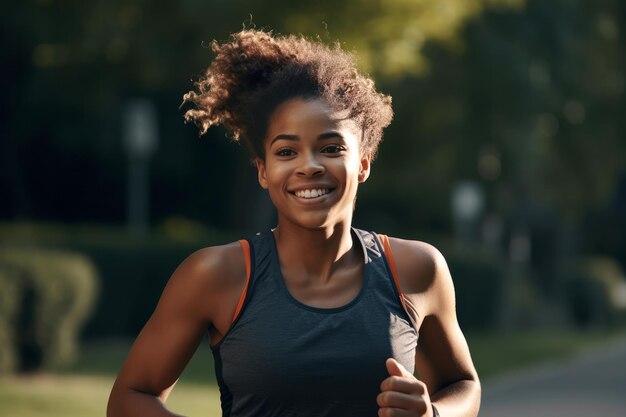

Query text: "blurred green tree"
[0, 0, 623, 245]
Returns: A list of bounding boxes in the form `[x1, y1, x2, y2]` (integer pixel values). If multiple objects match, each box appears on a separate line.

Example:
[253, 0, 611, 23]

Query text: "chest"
[280, 266, 364, 309]
[214, 291, 417, 402]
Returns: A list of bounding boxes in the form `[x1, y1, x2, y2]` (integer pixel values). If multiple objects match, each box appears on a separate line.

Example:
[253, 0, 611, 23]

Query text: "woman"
[107, 29, 480, 417]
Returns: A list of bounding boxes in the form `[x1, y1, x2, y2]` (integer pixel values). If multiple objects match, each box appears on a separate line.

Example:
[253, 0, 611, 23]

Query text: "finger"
[377, 407, 416, 417]
[380, 375, 427, 394]
[377, 391, 427, 411]
[386, 358, 414, 378]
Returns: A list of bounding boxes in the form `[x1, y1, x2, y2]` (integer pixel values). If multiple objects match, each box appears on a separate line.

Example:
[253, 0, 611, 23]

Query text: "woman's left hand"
[377, 358, 433, 417]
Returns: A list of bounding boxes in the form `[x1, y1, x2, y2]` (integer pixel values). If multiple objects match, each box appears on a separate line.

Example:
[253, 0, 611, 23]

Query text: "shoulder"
[170, 241, 245, 287]
[159, 241, 248, 321]
[384, 236, 454, 317]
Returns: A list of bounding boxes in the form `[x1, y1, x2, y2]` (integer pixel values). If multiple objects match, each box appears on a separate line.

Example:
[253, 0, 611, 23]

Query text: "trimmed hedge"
[0, 248, 99, 373]
[559, 255, 626, 328]
[0, 222, 234, 340]
[73, 241, 199, 339]
[0, 264, 21, 373]
[441, 243, 508, 330]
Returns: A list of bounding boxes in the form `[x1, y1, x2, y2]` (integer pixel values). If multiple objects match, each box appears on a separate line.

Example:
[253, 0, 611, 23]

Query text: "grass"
[0, 328, 624, 416]
[0, 374, 221, 417]
[466, 327, 625, 380]
[0, 340, 221, 417]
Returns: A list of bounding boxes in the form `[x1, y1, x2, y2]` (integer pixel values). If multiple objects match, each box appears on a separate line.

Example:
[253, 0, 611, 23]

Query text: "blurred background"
[1, 0, 625, 416]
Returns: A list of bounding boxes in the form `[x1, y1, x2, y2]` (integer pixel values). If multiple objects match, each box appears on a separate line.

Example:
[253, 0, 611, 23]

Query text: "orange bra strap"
[379, 234, 408, 313]
[232, 239, 251, 323]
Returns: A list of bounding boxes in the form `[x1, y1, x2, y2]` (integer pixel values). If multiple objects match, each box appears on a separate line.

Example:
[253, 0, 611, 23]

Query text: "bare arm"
[107, 244, 245, 417]
[415, 249, 480, 416]
[379, 239, 481, 417]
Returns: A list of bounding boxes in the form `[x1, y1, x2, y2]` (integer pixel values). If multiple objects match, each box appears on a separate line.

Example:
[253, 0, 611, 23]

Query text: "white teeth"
[295, 188, 330, 199]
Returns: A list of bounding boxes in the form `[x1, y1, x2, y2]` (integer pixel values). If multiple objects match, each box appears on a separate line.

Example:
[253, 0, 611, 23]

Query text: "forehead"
[265, 98, 360, 140]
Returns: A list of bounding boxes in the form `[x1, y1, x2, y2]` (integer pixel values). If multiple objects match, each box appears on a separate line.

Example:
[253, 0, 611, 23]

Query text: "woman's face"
[256, 98, 371, 230]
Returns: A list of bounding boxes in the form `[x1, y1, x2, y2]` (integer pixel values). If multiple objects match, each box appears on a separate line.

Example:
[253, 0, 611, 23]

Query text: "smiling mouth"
[290, 188, 334, 199]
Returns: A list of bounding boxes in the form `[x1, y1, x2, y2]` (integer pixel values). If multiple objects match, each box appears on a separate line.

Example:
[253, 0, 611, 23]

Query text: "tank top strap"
[353, 228, 420, 331]
[351, 227, 382, 263]
[227, 230, 274, 326]
[352, 228, 401, 300]
[247, 230, 277, 284]
[231, 239, 252, 322]
[376, 234, 407, 313]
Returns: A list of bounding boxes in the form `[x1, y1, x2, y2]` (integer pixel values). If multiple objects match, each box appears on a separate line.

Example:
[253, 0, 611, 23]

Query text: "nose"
[296, 152, 325, 177]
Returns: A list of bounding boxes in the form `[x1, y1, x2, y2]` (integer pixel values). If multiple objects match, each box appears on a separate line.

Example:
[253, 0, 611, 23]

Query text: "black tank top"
[211, 228, 418, 417]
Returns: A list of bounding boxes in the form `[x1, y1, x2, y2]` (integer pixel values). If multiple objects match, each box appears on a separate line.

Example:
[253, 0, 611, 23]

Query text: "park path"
[479, 335, 626, 417]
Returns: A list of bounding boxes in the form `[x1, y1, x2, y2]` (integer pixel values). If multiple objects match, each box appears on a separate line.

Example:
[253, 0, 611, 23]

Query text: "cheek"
[345, 156, 363, 180]
[264, 163, 289, 189]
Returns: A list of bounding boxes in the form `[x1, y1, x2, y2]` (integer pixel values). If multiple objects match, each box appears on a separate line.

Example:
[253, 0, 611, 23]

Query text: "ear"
[255, 158, 269, 189]
[358, 153, 372, 183]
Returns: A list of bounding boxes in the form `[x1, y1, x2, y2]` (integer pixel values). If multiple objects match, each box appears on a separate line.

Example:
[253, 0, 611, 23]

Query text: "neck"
[273, 221, 358, 284]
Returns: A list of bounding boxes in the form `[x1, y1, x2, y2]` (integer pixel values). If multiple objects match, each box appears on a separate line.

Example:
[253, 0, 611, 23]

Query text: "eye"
[275, 147, 295, 157]
[321, 144, 346, 154]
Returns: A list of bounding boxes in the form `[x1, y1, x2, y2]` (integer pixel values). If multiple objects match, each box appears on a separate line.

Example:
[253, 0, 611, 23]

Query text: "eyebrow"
[270, 131, 343, 146]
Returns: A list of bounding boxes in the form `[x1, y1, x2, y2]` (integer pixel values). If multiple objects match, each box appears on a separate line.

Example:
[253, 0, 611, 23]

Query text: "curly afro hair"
[182, 29, 393, 160]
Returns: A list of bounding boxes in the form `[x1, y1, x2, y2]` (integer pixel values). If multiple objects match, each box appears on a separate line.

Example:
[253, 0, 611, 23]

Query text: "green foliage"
[276, 0, 525, 78]
[3, 0, 624, 240]
[365, 0, 625, 236]
[0, 248, 99, 374]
